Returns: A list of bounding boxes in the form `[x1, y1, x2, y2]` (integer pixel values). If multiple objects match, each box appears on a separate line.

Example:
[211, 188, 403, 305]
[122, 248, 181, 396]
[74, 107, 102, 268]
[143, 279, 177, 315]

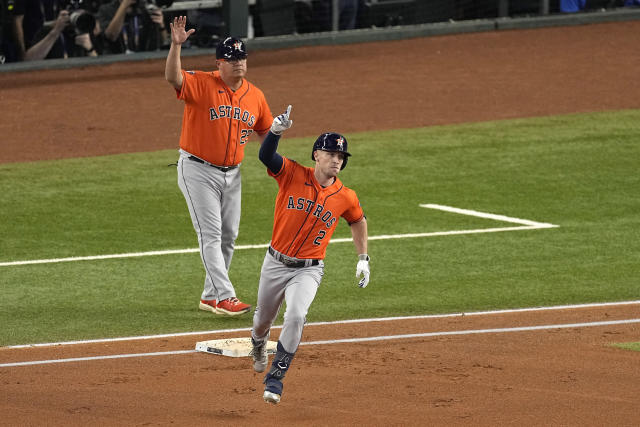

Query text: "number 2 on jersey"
[313, 230, 326, 246]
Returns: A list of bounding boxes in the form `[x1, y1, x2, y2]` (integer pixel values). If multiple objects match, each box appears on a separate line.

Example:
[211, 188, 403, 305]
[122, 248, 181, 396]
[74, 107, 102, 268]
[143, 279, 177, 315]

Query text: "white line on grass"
[0, 204, 557, 267]
[2, 318, 638, 368]
[420, 204, 559, 228]
[7, 300, 640, 349]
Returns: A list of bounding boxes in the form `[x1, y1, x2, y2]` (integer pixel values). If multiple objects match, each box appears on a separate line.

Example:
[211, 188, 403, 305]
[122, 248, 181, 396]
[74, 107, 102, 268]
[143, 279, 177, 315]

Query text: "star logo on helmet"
[233, 41, 243, 51]
[336, 137, 344, 150]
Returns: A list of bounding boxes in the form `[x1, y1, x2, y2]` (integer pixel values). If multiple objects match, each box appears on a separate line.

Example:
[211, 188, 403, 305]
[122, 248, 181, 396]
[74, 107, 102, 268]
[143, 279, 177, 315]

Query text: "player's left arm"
[258, 105, 293, 174]
[259, 131, 284, 174]
[350, 218, 370, 288]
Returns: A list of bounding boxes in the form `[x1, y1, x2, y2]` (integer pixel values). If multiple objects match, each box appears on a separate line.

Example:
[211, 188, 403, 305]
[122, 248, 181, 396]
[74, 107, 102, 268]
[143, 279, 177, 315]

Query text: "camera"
[132, 0, 173, 15]
[61, 0, 97, 34]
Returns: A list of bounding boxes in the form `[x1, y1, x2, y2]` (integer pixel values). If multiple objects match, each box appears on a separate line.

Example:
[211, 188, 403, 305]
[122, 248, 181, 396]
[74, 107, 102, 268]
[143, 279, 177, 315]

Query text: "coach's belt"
[188, 156, 238, 172]
[268, 246, 320, 268]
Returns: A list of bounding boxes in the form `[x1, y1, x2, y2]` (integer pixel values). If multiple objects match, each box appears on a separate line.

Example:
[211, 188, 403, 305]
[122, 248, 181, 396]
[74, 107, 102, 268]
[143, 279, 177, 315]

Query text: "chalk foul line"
[6, 300, 638, 350]
[0, 204, 558, 267]
[1, 317, 637, 368]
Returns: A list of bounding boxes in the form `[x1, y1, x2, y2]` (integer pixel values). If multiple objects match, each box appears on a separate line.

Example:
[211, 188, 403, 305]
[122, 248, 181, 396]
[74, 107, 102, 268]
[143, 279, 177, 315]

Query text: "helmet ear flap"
[341, 156, 348, 170]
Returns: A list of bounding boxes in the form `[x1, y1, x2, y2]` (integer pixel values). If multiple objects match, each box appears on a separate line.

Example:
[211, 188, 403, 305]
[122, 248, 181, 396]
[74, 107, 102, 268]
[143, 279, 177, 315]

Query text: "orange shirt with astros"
[176, 70, 272, 166]
[268, 157, 364, 260]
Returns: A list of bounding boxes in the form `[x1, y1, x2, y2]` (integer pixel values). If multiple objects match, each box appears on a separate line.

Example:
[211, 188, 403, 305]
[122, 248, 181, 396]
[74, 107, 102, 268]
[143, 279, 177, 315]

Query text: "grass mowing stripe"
[0, 226, 551, 267]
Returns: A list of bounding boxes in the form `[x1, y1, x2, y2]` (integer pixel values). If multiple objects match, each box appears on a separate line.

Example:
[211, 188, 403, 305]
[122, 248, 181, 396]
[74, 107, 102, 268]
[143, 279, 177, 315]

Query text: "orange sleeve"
[176, 70, 198, 101]
[342, 189, 365, 224]
[252, 89, 273, 136]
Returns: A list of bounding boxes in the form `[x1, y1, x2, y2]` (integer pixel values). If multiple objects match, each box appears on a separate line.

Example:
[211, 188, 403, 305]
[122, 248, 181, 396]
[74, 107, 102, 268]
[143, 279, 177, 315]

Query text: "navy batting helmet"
[311, 133, 351, 170]
[216, 37, 247, 60]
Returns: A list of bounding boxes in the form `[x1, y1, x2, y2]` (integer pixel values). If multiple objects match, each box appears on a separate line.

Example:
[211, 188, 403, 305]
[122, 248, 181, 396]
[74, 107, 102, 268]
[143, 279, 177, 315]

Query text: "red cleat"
[216, 297, 251, 316]
[199, 299, 220, 314]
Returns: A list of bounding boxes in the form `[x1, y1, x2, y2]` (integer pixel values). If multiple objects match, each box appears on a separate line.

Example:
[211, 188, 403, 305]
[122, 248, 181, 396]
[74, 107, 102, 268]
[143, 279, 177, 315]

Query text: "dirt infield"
[1, 21, 640, 425]
[1, 304, 639, 425]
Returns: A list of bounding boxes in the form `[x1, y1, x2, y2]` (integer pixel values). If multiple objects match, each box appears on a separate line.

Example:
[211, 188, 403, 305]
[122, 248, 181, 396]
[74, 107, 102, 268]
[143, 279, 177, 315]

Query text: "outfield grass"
[1, 110, 639, 346]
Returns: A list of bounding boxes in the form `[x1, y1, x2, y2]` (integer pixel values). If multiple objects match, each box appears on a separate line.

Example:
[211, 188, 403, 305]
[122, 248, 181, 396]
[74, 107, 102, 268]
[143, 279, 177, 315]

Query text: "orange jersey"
[176, 70, 272, 166]
[269, 157, 364, 260]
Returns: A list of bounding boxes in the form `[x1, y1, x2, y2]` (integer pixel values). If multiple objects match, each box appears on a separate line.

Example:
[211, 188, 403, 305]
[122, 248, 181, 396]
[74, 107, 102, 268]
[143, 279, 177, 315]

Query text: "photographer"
[12, 0, 61, 60]
[97, 0, 168, 54]
[25, 5, 100, 60]
[23, 8, 68, 60]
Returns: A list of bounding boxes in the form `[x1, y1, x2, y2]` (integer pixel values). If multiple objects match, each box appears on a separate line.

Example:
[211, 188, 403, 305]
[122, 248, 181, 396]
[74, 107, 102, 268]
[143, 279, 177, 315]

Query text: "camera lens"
[70, 11, 96, 34]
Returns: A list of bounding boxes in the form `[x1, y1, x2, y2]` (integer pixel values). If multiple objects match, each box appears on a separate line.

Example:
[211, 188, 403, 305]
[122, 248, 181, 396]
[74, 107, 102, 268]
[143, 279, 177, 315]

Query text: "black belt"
[268, 246, 320, 268]
[188, 156, 238, 172]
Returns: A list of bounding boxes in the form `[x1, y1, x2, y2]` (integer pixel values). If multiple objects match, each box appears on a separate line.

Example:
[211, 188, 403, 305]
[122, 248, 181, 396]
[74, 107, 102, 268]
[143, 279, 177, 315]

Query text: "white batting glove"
[270, 105, 293, 135]
[356, 254, 370, 288]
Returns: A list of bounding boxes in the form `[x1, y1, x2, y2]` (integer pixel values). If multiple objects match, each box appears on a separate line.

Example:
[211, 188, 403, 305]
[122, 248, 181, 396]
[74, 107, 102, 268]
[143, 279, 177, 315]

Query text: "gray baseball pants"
[177, 151, 241, 301]
[252, 250, 324, 354]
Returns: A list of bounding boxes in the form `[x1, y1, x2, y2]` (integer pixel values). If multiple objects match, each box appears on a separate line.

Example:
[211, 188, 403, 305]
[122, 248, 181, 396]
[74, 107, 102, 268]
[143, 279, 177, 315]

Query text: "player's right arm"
[351, 218, 370, 288]
[165, 16, 195, 90]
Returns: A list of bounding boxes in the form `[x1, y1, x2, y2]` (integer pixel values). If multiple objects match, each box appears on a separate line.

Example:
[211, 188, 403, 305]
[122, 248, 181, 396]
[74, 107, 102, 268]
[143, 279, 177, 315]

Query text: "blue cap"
[216, 37, 247, 60]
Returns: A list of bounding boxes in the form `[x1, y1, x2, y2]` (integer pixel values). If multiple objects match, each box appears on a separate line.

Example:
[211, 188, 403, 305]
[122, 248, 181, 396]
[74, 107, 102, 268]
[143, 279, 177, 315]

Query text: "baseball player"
[165, 17, 273, 315]
[249, 105, 371, 404]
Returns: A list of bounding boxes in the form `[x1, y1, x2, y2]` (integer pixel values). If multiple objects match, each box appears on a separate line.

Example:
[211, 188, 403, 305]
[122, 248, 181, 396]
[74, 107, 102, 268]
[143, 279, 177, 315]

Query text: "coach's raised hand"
[166, 16, 195, 89]
[270, 105, 293, 135]
[169, 16, 195, 45]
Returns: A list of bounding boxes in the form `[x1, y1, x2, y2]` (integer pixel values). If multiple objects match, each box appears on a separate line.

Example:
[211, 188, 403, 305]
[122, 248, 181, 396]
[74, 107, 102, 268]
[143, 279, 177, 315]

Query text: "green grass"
[612, 342, 640, 352]
[1, 110, 639, 345]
